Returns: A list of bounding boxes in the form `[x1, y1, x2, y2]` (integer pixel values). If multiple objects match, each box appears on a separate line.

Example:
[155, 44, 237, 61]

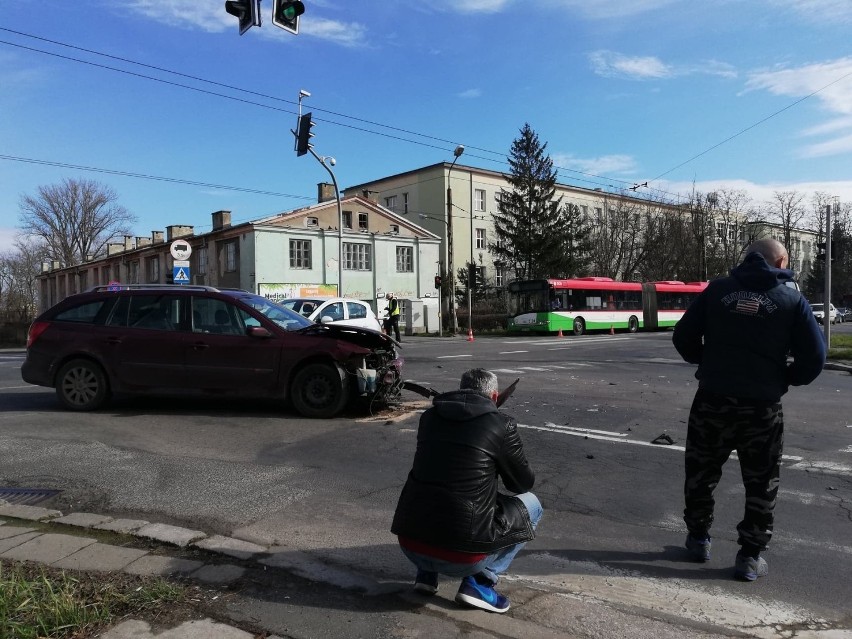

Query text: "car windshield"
[811, 304, 823, 311]
[233, 293, 313, 330]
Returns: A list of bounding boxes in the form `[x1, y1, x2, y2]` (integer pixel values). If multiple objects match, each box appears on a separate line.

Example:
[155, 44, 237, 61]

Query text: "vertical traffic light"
[434, 275, 442, 289]
[272, 0, 305, 34]
[296, 112, 314, 156]
[225, 0, 261, 35]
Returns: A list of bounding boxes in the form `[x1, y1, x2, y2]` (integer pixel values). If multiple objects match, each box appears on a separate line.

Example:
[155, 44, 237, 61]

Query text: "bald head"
[745, 238, 789, 269]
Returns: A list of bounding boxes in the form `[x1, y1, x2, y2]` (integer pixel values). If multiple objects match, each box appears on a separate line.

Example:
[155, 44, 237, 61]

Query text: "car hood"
[296, 323, 400, 349]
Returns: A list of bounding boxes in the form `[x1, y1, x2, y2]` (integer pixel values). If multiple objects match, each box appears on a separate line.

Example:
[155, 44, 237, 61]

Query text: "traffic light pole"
[824, 203, 832, 346]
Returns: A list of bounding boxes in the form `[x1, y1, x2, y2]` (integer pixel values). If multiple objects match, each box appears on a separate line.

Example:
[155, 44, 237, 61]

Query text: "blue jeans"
[400, 492, 543, 585]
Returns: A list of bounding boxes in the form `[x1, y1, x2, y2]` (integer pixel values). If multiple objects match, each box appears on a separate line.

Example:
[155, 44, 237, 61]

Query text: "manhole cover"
[0, 488, 62, 506]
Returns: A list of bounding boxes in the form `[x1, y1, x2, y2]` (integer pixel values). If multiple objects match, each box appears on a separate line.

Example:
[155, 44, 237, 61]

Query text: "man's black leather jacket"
[391, 389, 536, 553]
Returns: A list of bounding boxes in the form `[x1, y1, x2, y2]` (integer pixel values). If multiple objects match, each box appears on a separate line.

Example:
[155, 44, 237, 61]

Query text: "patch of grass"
[828, 334, 852, 361]
[0, 560, 184, 639]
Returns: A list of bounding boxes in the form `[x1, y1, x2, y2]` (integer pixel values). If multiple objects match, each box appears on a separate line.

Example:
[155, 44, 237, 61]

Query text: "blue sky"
[2, 0, 852, 252]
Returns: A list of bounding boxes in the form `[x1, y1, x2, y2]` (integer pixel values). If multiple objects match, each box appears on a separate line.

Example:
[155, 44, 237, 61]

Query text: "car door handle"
[192, 342, 210, 350]
[106, 337, 122, 345]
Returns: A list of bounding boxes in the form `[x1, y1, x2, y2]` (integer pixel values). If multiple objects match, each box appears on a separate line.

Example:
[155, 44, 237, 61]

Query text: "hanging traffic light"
[434, 275, 442, 289]
[272, 0, 305, 34]
[295, 112, 314, 156]
[225, 0, 261, 35]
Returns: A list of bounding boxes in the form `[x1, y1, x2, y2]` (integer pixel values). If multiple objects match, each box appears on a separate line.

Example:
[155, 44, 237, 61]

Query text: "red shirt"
[398, 536, 487, 564]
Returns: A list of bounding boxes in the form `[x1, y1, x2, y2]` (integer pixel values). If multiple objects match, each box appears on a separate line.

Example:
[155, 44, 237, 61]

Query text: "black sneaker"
[414, 570, 438, 595]
[734, 553, 768, 581]
[685, 534, 711, 562]
[454, 575, 510, 613]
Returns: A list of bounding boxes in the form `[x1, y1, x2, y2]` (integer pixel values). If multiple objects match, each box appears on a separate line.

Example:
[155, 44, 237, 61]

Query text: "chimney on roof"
[361, 189, 379, 203]
[318, 183, 336, 204]
[136, 236, 152, 248]
[152, 230, 165, 243]
[212, 210, 232, 231]
[108, 243, 124, 256]
[124, 235, 134, 251]
[166, 225, 194, 241]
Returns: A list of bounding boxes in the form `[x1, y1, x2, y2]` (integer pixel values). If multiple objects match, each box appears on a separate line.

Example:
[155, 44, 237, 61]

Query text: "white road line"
[0, 385, 35, 390]
[518, 367, 551, 371]
[519, 422, 808, 464]
[498, 350, 529, 354]
[436, 354, 473, 359]
[490, 369, 525, 374]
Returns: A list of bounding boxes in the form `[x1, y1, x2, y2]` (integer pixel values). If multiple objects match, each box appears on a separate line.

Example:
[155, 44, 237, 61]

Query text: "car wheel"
[55, 359, 110, 411]
[628, 315, 639, 333]
[573, 317, 586, 336]
[290, 362, 349, 418]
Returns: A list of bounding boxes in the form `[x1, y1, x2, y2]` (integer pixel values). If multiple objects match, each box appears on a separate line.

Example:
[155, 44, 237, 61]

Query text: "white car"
[810, 303, 838, 325]
[280, 297, 384, 332]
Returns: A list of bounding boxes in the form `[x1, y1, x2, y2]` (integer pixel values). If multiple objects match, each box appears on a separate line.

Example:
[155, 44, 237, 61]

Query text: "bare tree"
[764, 190, 807, 266]
[0, 237, 45, 321]
[588, 193, 644, 279]
[18, 178, 136, 267]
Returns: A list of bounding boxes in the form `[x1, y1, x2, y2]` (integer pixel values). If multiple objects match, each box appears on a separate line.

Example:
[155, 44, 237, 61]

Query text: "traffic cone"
[467, 328, 475, 342]
[557, 328, 564, 337]
[609, 325, 615, 335]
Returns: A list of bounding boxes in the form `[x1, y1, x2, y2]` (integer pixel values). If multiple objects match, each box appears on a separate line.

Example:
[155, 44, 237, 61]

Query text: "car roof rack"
[87, 284, 223, 293]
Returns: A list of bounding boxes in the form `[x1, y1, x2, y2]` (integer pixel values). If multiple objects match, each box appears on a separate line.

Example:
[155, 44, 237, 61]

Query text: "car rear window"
[53, 300, 113, 324]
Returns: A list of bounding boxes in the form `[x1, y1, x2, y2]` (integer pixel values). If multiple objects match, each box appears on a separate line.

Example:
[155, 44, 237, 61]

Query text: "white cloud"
[452, 0, 510, 12]
[661, 178, 852, 209]
[589, 51, 671, 79]
[745, 57, 852, 158]
[292, 17, 368, 47]
[553, 153, 638, 176]
[0, 227, 20, 253]
[589, 51, 737, 81]
[768, 0, 852, 25]
[458, 88, 482, 99]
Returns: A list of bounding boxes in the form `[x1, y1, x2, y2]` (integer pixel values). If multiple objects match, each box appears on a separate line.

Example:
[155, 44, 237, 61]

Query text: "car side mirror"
[320, 315, 334, 324]
[247, 326, 272, 338]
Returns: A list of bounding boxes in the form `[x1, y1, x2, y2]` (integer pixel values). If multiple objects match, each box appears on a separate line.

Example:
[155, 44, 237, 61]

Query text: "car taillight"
[26, 321, 51, 348]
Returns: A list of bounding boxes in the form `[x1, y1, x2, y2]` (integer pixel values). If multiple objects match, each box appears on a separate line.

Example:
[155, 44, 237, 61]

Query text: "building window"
[290, 239, 312, 269]
[403, 192, 409, 215]
[581, 205, 588, 216]
[716, 222, 725, 239]
[147, 256, 159, 282]
[224, 241, 237, 272]
[495, 266, 504, 288]
[343, 243, 371, 270]
[343, 210, 352, 229]
[475, 228, 486, 249]
[390, 224, 399, 234]
[306, 217, 319, 228]
[474, 189, 486, 212]
[196, 247, 208, 275]
[129, 260, 139, 284]
[112, 264, 120, 282]
[396, 246, 413, 272]
[358, 212, 368, 230]
[385, 195, 397, 210]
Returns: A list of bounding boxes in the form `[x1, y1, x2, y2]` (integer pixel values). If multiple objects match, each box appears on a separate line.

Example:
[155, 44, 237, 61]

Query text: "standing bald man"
[673, 238, 825, 581]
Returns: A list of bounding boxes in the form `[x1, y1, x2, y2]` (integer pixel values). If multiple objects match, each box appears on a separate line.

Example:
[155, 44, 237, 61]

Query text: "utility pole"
[823, 202, 833, 346]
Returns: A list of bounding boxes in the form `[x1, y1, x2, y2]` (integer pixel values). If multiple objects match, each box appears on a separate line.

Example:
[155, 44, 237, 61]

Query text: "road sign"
[173, 260, 191, 284]
[170, 240, 193, 261]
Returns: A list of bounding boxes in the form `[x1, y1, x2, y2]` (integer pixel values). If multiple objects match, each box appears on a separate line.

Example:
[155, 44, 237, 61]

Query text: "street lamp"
[446, 145, 464, 334]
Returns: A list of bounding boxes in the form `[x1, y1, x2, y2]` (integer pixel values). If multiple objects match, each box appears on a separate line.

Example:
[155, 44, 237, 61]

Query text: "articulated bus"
[507, 277, 708, 335]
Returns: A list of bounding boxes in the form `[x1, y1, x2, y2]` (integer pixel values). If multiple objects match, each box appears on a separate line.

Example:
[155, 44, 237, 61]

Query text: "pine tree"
[489, 123, 584, 281]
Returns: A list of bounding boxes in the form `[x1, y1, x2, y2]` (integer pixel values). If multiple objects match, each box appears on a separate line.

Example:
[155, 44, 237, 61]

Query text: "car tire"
[573, 317, 586, 336]
[628, 315, 639, 333]
[55, 359, 110, 411]
[290, 362, 349, 418]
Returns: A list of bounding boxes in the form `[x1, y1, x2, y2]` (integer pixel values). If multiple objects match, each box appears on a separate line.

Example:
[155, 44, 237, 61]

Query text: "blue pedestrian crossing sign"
[173, 260, 191, 285]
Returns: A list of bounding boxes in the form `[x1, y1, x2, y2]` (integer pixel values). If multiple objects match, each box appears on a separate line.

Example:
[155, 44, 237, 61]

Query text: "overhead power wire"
[0, 28, 648, 196]
[0, 154, 314, 200]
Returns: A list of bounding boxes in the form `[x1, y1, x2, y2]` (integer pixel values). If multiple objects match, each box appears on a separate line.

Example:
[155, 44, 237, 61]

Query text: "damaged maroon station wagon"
[21, 285, 404, 418]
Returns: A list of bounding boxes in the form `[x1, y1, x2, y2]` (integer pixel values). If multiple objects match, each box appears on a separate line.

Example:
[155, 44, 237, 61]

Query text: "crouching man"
[391, 368, 542, 613]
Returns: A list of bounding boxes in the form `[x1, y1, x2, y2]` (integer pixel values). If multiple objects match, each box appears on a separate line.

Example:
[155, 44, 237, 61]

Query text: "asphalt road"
[1, 327, 850, 636]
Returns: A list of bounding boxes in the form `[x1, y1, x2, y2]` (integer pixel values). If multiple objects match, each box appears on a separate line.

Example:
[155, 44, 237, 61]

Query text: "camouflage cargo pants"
[683, 389, 784, 551]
